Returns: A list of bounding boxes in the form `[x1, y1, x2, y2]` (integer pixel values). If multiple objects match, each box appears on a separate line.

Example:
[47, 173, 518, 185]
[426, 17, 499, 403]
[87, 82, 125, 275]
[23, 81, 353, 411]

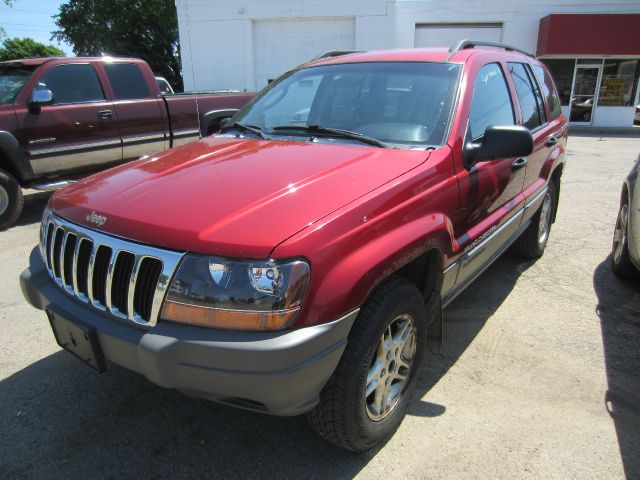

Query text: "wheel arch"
[549, 162, 564, 223]
[0, 131, 31, 183]
[296, 212, 455, 328]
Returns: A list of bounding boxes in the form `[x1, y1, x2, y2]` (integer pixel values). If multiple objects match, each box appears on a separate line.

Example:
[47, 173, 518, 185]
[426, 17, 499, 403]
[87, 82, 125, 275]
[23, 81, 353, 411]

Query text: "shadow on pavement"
[415, 253, 534, 400]
[0, 254, 533, 479]
[15, 191, 52, 228]
[593, 258, 640, 479]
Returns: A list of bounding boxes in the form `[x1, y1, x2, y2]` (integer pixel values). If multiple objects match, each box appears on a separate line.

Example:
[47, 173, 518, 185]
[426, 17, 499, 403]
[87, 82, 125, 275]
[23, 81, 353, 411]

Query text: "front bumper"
[21, 247, 357, 416]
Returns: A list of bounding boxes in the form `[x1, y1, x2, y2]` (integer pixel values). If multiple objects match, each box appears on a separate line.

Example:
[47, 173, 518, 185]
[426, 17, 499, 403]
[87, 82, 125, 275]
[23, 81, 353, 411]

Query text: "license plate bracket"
[46, 308, 106, 372]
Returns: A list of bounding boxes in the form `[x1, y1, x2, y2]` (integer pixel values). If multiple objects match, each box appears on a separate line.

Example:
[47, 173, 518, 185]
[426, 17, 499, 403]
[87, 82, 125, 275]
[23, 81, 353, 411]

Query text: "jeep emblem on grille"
[86, 211, 107, 227]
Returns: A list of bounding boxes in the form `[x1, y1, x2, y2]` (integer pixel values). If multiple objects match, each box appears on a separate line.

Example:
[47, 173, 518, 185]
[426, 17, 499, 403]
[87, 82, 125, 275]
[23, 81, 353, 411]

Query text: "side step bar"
[30, 180, 77, 191]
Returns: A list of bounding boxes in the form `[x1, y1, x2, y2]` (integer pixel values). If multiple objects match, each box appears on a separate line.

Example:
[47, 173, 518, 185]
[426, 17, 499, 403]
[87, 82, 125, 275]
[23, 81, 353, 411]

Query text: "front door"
[15, 63, 122, 177]
[454, 62, 526, 288]
[569, 65, 601, 124]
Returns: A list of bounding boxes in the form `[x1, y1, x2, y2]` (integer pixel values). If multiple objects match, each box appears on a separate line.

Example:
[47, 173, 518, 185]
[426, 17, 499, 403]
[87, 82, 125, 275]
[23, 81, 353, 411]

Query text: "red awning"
[537, 14, 640, 56]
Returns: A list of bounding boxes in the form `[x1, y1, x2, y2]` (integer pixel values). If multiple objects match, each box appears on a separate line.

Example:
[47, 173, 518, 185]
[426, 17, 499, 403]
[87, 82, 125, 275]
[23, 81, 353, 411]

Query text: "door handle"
[546, 136, 558, 147]
[98, 110, 114, 120]
[512, 157, 528, 170]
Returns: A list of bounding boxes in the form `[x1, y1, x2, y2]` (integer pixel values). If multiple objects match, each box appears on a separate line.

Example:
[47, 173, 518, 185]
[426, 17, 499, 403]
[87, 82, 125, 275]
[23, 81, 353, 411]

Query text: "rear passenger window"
[469, 63, 515, 140]
[39, 64, 105, 104]
[508, 63, 545, 130]
[104, 63, 150, 100]
[533, 64, 562, 120]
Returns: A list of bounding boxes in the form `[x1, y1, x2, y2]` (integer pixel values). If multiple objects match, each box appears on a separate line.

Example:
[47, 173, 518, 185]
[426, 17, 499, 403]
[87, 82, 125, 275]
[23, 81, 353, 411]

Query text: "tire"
[307, 277, 428, 452]
[0, 169, 24, 230]
[514, 181, 556, 259]
[611, 197, 637, 277]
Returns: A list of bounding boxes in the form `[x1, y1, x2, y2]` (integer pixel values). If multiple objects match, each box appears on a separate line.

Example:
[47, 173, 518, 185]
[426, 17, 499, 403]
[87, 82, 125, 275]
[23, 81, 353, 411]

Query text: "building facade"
[176, 0, 640, 128]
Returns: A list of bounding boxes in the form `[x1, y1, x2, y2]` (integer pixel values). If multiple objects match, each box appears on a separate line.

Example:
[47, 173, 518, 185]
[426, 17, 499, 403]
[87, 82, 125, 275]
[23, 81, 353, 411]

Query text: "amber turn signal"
[161, 300, 298, 331]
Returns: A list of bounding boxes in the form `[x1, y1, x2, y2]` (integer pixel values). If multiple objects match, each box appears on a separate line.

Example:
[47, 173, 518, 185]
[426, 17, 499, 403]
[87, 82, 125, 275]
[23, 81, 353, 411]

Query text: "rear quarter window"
[533, 64, 562, 120]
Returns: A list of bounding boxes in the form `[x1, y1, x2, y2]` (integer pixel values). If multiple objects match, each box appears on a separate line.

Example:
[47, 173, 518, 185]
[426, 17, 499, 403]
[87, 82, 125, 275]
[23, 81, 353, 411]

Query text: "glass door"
[569, 66, 601, 123]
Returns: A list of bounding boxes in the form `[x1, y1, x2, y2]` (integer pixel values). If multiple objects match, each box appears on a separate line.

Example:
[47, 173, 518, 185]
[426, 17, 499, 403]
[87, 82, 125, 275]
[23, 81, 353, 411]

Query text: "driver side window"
[469, 63, 515, 140]
[38, 64, 105, 105]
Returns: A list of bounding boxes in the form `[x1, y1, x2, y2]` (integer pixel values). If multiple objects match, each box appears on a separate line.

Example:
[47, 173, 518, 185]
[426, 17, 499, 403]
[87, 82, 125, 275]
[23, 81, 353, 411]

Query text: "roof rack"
[311, 50, 361, 62]
[445, 39, 533, 61]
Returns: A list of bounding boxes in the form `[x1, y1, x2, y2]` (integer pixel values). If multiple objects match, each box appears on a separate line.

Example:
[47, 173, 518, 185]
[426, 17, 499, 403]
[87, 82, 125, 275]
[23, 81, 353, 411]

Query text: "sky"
[0, 0, 74, 54]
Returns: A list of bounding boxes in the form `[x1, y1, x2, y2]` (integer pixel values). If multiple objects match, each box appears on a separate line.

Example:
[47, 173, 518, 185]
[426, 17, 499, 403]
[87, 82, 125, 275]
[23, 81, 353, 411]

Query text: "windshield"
[233, 61, 461, 148]
[0, 66, 36, 105]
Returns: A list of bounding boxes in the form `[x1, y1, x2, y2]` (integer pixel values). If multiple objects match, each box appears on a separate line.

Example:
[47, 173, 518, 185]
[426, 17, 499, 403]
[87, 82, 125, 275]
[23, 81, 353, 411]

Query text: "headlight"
[160, 255, 310, 331]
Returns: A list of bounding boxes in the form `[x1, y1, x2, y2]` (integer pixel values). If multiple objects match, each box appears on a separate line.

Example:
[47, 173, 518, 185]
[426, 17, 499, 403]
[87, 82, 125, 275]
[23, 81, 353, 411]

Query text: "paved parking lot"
[1, 133, 639, 479]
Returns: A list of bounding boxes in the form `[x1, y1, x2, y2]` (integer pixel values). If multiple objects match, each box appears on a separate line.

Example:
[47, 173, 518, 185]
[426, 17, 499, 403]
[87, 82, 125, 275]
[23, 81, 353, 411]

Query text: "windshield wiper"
[219, 122, 271, 140]
[272, 124, 391, 148]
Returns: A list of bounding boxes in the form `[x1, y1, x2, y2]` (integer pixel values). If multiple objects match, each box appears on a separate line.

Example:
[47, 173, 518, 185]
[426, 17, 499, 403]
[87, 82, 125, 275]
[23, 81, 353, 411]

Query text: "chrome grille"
[40, 210, 184, 327]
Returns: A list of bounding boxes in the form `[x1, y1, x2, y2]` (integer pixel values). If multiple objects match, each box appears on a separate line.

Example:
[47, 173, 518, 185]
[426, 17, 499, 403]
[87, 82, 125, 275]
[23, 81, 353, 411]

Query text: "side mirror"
[29, 89, 54, 111]
[219, 117, 232, 129]
[464, 125, 533, 167]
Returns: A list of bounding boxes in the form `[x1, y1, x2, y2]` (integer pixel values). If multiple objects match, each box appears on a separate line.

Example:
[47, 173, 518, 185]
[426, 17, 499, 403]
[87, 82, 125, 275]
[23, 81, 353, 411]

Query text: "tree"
[0, 37, 66, 61]
[53, 0, 182, 91]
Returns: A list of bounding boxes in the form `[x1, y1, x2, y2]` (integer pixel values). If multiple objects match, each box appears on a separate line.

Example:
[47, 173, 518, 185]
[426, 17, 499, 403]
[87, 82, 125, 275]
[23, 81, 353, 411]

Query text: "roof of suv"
[0, 56, 146, 67]
[306, 44, 534, 68]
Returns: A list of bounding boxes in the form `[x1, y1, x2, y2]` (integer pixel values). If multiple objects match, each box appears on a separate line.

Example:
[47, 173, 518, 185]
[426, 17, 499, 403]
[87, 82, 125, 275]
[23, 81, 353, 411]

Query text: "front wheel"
[514, 181, 556, 259]
[307, 277, 428, 452]
[0, 169, 24, 230]
[611, 198, 637, 277]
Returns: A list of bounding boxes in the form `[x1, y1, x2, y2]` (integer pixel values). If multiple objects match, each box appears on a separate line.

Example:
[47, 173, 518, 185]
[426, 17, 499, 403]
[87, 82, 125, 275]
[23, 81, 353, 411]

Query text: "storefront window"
[598, 59, 640, 107]
[541, 59, 575, 106]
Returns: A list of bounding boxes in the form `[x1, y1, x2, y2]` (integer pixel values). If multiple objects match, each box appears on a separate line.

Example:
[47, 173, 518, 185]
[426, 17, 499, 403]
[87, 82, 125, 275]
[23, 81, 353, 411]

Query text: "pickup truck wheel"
[514, 181, 556, 259]
[611, 199, 637, 277]
[0, 169, 24, 230]
[307, 277, 427, 452]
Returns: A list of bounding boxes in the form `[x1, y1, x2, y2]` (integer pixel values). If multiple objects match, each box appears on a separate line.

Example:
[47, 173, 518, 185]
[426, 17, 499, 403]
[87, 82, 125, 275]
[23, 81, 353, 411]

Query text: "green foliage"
[53, 0, 182, 91]
[0, 37, 66, 61]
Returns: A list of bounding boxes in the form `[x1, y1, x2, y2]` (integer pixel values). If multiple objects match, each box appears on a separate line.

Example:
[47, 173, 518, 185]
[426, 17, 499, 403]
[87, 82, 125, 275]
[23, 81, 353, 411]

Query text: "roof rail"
[446, 39, 533, 61]
[311, 50, 361, 62]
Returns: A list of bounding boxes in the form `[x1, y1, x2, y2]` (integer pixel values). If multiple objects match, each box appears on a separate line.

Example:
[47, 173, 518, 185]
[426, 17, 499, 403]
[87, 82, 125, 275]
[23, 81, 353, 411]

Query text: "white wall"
[395, 0, 640, 54]
[176, 0, 395, 92]
[177, 0, 640, 100]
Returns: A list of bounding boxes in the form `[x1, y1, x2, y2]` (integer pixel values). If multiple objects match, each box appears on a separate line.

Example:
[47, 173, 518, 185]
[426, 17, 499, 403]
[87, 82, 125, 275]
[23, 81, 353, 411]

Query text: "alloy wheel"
[365, 313, 417, 421]
[0, 185, 9, 216]
[537, 191, 553, 245]
[613, 203, 629, 264]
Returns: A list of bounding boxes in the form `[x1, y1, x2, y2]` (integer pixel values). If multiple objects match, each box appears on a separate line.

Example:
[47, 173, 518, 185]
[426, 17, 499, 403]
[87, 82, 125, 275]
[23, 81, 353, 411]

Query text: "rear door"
[15, 63, 122, 176]
[100, 62, 168, 161]
[454, 62, 527, 288]
[507, 61, 561, 207]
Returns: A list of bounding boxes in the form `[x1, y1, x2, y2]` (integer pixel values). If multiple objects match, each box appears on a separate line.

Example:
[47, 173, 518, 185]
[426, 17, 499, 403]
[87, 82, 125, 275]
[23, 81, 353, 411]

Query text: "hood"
[51, 137, 431, 257]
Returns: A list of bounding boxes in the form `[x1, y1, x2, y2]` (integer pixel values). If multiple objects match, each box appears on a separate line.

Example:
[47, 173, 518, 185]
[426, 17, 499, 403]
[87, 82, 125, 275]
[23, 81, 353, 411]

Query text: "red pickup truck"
[21, 42, 567, 451]
[0, 56, 254, 228]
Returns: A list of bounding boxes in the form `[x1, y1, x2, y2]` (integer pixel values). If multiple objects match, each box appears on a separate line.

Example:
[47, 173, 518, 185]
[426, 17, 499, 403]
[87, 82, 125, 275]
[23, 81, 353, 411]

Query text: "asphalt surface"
[1, 134, 639, 479]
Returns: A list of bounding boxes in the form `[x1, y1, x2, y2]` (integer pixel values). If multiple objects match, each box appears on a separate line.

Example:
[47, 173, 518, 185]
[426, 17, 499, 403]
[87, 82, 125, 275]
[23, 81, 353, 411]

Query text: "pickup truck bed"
[0, 56, 254, 228]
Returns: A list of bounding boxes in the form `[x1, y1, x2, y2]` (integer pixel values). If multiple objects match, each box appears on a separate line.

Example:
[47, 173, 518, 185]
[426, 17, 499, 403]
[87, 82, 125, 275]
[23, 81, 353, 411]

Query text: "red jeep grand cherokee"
[21, 41, 567, 451]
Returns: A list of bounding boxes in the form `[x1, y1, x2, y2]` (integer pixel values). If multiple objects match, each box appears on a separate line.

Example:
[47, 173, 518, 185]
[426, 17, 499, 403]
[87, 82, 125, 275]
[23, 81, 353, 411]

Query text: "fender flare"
[0, 131, 31, 182]
[296, 213, 456, 327]
[200, 109, 240, 137]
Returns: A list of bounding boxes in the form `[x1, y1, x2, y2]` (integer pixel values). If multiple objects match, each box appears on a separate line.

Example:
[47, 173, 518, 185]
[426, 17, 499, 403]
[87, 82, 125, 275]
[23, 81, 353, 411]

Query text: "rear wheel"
[611, 198, 637, 277]
[307, 277, 428, 452]
[0, 169, 24, 230]
[514, 181, 556, 259]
